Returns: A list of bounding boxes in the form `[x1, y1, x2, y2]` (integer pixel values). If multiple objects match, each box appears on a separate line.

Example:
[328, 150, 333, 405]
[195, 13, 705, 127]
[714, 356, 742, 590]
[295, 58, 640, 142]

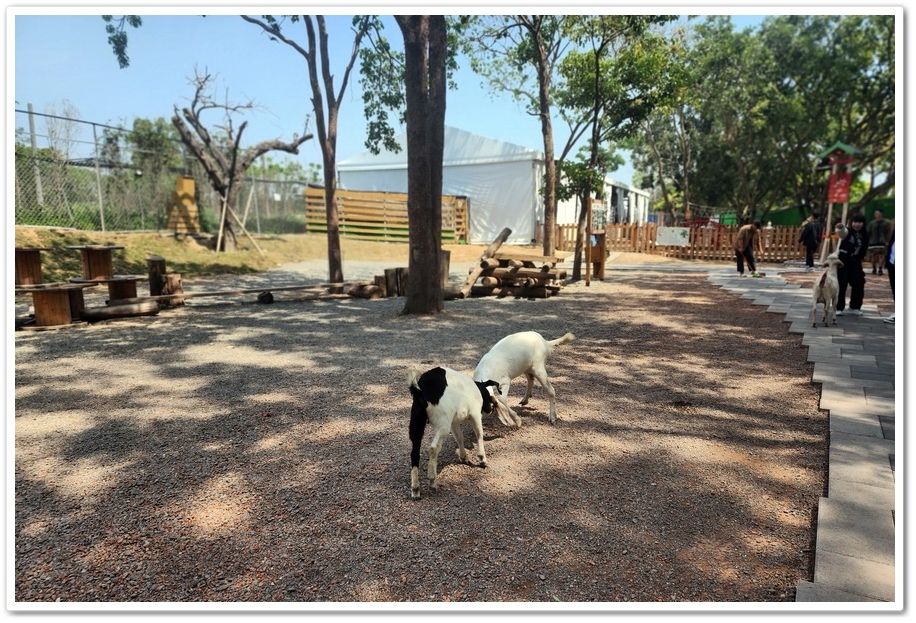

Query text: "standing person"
[733, 221, 763, 277]
[798, 212, 824, 270]
[884, 225, 895, 324]
[835, 213, 869, 316]
[866, 209, 891, 275]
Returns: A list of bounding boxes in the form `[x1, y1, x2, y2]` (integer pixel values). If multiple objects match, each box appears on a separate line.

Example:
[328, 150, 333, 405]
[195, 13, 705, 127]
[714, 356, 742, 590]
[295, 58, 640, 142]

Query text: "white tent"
[337, 126, 545, 244]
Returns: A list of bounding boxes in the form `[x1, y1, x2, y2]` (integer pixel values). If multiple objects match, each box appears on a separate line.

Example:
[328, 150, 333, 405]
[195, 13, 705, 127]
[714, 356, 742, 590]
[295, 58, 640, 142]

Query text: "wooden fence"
[305, 188, 469, 243]
[556, 223, 812, 263]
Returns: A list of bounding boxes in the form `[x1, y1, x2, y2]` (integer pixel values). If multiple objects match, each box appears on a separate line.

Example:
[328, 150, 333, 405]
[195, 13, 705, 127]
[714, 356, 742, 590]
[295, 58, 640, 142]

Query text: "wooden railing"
[555, 223, 809, 263]
[305, 188, 469, 243]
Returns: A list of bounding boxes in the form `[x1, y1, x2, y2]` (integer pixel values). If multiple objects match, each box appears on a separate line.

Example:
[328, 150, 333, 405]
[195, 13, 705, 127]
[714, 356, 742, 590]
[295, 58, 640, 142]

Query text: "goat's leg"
[450, 421, 468, 464]
[426, 430, 446, 491]
[520, 374, 535, 405]
[811, 300, 818, 328]
[470, 416, 487, 467]
[531, 365, 558, 423]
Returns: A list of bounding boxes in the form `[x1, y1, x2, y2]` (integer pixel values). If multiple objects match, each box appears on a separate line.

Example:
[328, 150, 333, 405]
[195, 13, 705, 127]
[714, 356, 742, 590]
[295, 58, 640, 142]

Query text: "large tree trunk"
[397, 16, 447, 315]
[304, 16, 344, 286]
[536, 44, 557, 258]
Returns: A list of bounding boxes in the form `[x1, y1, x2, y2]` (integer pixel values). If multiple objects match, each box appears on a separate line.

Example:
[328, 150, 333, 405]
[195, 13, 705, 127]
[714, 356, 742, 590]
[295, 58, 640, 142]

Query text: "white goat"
[473, 331, 576, 426]
[407, 366, 500, 500]
[811, 253, 844, 327]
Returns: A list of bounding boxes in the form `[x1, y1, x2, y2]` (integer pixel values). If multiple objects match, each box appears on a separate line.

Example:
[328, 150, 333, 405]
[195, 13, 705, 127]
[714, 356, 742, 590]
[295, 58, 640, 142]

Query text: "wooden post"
[397, 267, 409, 297]
[147, 256, 167, 297]
[384, 269, 399, 298]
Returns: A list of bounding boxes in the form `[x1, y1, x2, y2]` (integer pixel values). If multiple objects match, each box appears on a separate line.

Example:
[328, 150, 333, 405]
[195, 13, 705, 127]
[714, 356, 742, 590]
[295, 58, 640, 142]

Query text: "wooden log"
[459, 227, 512, 299]
[476, 257, 500, 271]
[82, 301, 161, 322]
[348, 284, 384, 299]
[163, 274, 185, 307]
[505, 258, 524, 269]
[147, 256, 166, 297]
[480, 276, 501, 288]
[469, 284, 552, 299]
[492, 251, 565, 265]
[374, 275, 388, 297]
[384, 269, 399, 297]
[106, 281, 372, 305]
[397, 267, 409, 297]
[485, 267, 567, 281]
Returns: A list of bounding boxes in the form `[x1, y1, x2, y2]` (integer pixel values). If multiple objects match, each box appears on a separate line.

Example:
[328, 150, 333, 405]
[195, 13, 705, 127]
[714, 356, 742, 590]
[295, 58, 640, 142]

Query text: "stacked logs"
[468, 251, 567, 299]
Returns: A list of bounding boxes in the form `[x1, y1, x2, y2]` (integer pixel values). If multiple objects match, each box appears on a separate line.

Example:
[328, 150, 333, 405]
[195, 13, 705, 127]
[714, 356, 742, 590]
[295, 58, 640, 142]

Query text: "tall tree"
[394, 15, 448, 314]
[172, 70, 311, 251]
[463, 15, 567, 256]
[239, 15, 375, 283]
[555, 15, 680, 278]
[627, 15, 895, 222]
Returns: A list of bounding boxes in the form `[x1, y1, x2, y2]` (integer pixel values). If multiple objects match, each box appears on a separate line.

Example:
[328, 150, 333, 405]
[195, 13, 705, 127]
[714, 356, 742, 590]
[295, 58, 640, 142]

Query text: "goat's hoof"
[410, 488, 421, 500]
[429, 480, 438, 492]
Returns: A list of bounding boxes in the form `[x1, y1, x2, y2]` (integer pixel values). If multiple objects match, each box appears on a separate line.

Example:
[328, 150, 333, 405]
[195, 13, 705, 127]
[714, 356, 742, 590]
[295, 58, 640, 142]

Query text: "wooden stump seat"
[15, 247, 50, 285]
[15, 282, 97, 328]
[70, 275, 144, 302]
[66, 244, 125, 280]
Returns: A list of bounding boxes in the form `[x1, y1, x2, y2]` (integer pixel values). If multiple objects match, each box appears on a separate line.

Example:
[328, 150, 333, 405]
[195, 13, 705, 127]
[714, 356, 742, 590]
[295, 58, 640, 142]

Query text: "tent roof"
[338, 126, 544, 171]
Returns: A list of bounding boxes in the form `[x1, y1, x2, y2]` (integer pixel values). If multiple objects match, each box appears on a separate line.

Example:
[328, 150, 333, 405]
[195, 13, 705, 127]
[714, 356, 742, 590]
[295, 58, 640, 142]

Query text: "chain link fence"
[14, 108, 312, 234]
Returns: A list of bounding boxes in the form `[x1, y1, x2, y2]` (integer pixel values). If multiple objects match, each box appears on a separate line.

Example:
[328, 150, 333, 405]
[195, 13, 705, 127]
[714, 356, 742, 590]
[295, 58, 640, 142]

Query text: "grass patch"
[14, 226, 498, 283]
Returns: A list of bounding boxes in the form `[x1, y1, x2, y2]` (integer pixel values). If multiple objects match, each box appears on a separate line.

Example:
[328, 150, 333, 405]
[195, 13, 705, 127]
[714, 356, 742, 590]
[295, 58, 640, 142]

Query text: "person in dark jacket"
[834, 213, 869, 316]
[798, 212, 824, 270]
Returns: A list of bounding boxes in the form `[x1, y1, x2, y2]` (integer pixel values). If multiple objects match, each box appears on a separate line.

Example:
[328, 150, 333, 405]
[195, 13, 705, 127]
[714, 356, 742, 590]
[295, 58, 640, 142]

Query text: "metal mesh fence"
[14, 108, 312, 234]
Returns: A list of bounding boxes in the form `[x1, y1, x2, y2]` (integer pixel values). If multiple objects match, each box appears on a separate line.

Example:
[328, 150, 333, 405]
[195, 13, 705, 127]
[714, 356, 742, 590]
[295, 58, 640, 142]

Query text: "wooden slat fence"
[556, 223, 809, 263]
[305, 188, 469, 243]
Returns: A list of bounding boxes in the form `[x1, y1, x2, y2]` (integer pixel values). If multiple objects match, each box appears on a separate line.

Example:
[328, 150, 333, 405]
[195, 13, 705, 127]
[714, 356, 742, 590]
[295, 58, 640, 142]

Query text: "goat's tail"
[548, 332, 576, 349]
[817, 273, 828, 288]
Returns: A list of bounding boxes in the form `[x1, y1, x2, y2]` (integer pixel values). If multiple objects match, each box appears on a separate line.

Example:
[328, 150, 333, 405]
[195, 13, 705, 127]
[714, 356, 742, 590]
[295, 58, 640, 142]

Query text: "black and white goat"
[473, 331, 576, 426]
[407, 366, 500, 500]
[811, 253, 843, 327]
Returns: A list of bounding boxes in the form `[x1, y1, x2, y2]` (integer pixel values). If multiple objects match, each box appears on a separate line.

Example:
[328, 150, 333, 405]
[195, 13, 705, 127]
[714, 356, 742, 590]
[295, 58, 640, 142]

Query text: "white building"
[338, 126, 652, 244]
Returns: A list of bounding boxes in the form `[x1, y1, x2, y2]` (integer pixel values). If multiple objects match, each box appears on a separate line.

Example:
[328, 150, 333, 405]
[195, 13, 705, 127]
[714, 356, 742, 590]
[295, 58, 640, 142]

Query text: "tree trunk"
[397, 16, 447, 315]
[536, 42, 557, 258]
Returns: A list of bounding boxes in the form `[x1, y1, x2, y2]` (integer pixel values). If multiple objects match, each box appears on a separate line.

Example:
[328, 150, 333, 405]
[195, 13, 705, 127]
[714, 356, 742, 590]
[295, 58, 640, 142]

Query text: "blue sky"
[12, 9, 782, 186]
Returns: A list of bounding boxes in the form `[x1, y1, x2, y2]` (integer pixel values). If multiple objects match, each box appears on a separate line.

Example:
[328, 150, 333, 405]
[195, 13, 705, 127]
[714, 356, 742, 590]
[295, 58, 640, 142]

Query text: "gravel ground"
[13, 256, 837, 610]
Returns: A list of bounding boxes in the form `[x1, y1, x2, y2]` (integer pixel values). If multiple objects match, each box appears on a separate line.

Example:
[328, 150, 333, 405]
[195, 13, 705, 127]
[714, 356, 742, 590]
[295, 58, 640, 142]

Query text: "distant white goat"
[811, 253, 844, 327]
[407, 366, 500, 500]
[473, 331, 576, 425]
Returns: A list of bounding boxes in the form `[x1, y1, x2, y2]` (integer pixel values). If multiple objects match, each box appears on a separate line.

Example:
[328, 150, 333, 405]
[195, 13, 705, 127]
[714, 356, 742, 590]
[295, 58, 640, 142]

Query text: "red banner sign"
[827, 172, 851, 203]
